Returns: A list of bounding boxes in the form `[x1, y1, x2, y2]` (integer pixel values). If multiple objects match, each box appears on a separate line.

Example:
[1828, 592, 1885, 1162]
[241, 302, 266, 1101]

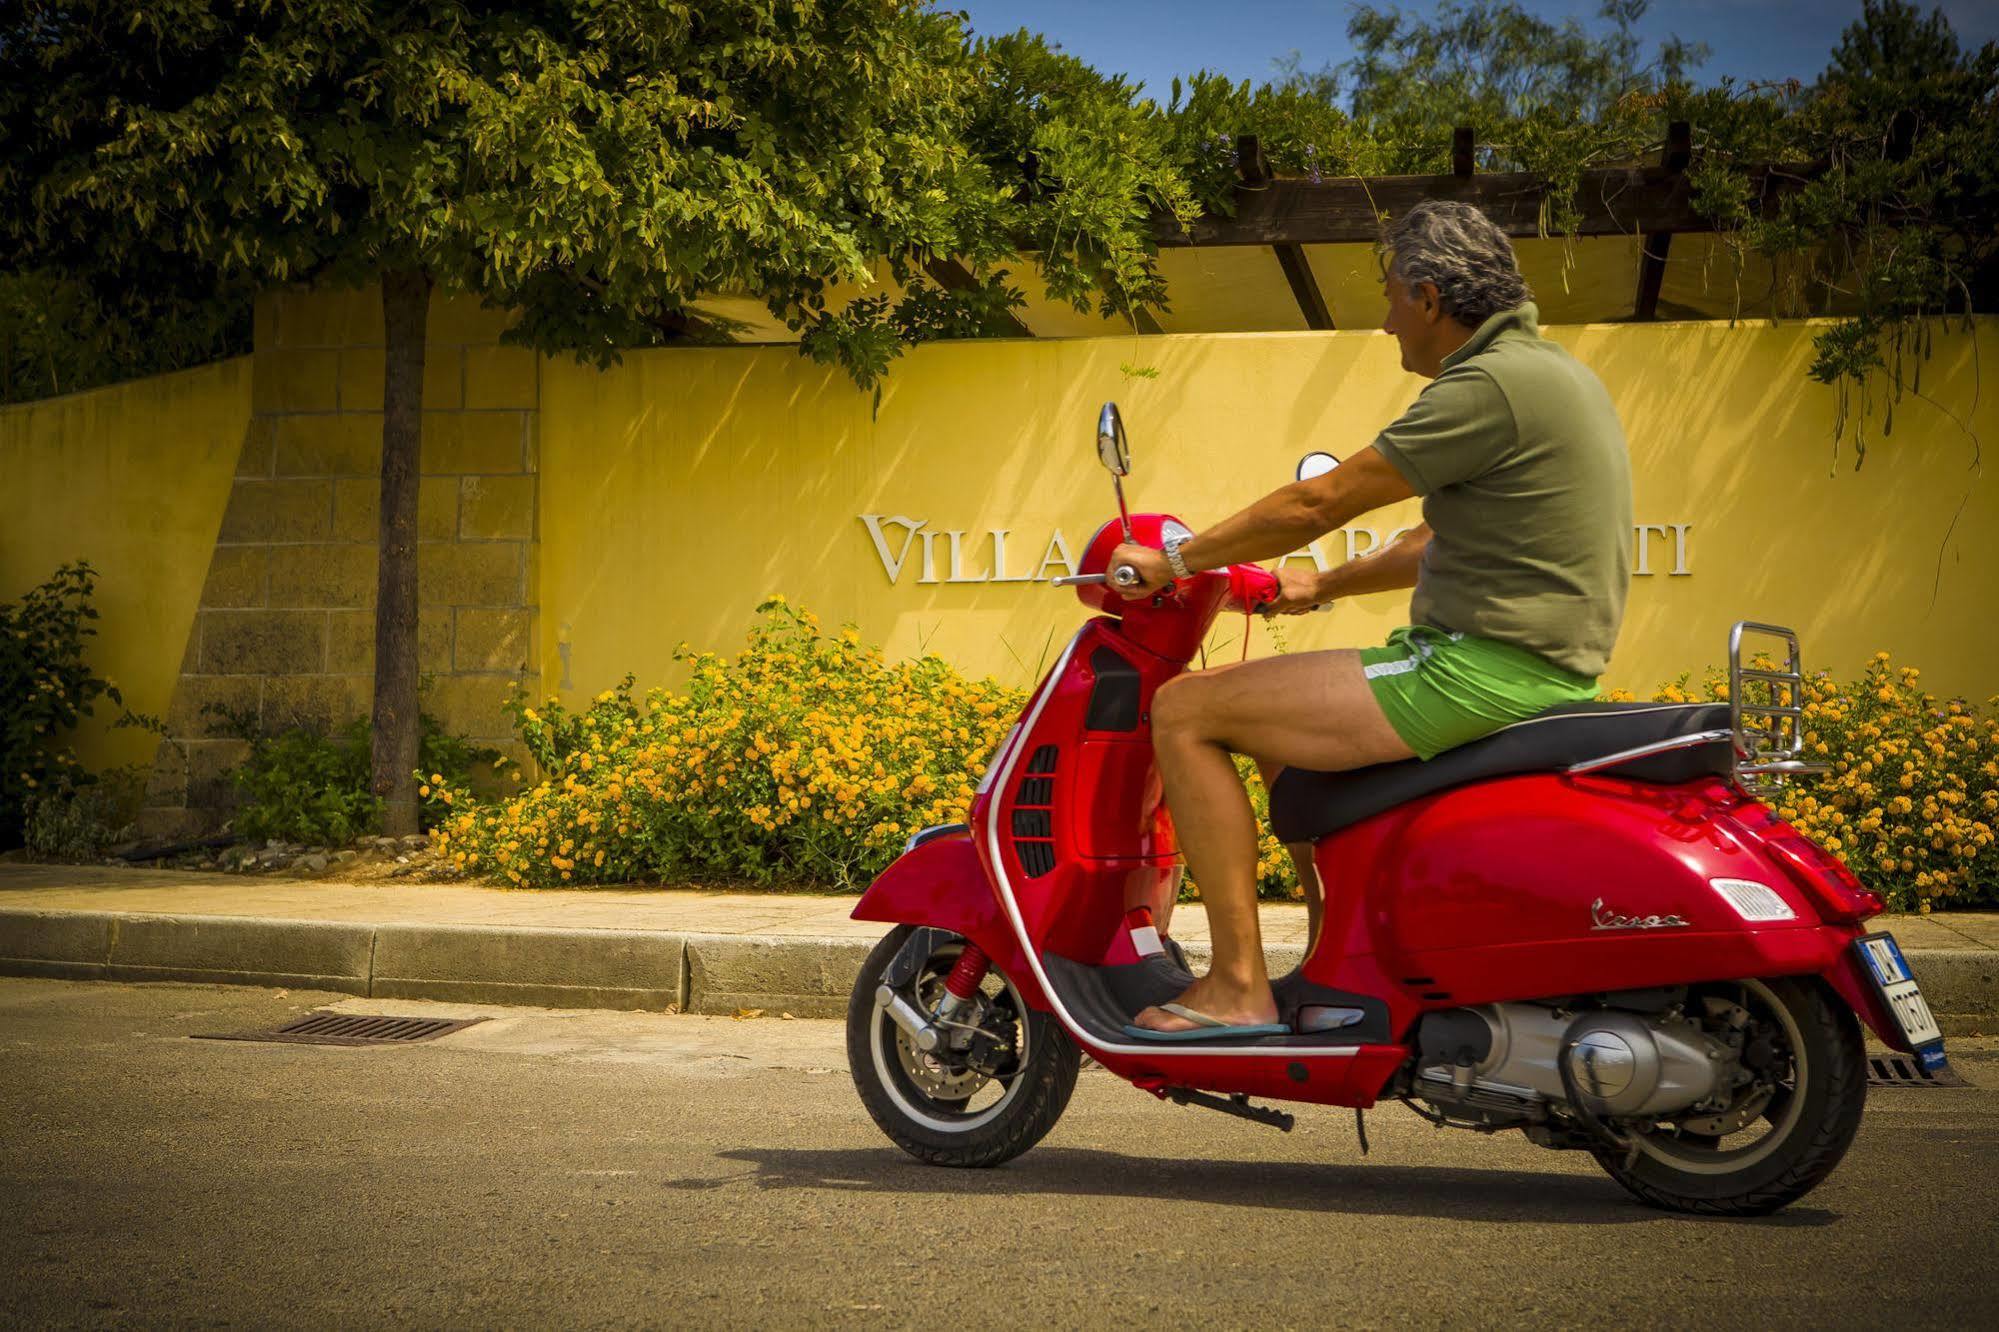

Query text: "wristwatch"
[1161, 531, 1195, 580]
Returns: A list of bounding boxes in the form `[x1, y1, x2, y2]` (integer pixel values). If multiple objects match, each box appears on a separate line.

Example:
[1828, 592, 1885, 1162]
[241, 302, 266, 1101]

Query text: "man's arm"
[1260, 521, 1429, 613]
[1112, 445, 1416, 592]
[1319, 523, 1430, 599]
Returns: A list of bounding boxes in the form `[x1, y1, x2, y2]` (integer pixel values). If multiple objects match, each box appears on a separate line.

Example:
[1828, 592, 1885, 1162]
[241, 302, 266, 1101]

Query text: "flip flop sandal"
[1122, 1002, 1291, 1042]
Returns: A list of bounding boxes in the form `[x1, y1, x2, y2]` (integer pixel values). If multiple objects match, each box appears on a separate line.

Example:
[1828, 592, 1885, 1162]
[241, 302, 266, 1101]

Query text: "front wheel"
[847, 926, 1079, 1167]
[1591, 976, 1866, 1216]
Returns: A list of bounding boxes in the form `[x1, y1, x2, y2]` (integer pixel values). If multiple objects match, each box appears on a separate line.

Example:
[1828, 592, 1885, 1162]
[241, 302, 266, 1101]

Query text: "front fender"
[851, 828, 1044, 1008]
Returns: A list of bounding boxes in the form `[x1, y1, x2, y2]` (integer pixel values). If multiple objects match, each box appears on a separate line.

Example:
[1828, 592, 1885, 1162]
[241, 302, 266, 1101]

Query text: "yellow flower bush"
[1605, 652, 1998, 912]
[433, 599, 1022, 890]
[436, 602, 1991, 913]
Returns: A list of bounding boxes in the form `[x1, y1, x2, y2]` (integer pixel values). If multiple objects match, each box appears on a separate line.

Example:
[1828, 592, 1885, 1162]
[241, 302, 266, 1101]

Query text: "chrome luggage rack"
[1729, 620, 1829, 798]
[1564, 621, 1829, 796]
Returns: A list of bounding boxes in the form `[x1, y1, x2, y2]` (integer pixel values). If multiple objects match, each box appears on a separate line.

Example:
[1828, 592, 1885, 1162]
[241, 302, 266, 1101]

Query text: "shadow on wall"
[0, 357, 254, 770]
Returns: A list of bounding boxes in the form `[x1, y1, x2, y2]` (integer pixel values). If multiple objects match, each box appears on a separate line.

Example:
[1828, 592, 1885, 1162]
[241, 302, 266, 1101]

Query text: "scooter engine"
[1415, 999, 1734, 1120]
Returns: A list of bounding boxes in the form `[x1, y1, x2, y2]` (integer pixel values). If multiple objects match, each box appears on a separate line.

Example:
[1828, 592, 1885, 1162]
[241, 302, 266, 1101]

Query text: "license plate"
[1855, 932, 1946, 1060]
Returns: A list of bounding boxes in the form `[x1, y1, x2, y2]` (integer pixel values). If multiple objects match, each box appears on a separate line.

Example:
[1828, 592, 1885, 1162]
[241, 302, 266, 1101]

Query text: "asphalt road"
[2, 979, 1994, 1330]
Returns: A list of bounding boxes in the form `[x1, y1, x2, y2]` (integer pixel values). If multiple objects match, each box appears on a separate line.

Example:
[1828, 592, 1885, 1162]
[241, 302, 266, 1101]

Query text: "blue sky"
[950, 1, 1999, 101]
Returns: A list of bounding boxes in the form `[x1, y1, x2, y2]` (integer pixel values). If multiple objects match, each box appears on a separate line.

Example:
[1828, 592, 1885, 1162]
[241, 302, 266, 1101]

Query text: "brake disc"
[1676, 994, 1785, 1137]
[891, 968, 999, 1102]
[893, 1029, 990, 1102]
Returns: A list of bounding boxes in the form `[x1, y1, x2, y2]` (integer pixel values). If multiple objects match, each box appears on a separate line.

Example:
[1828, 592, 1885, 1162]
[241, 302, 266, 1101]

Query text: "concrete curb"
[0, 907, 1990, 1032]
[371, 923, 689, 1011]
[1909, 950, 1998, 1034]
[681, 933, 875, 1018]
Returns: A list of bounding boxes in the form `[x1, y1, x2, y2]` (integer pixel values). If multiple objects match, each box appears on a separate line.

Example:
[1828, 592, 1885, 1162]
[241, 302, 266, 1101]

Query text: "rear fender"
[1824, 942, 1917, 1053]
[850, 828, 1045, 1007]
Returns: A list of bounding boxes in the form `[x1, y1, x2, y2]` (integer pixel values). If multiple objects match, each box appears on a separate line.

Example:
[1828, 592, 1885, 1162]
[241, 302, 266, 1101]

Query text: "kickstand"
[1355, 1108, 1370, 1156]
[1160, 1086, 1295, 1132]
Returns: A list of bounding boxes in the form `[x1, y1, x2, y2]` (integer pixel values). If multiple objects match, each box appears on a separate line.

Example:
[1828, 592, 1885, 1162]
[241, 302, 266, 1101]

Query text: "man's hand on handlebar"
[1108, 542, 1174, 599]
[1261, 566, 1332, 616]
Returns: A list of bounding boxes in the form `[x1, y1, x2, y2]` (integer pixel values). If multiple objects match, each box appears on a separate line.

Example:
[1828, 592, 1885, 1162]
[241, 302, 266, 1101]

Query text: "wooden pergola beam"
[1238, 135, 1334, 330]
[1632, 121, 1693, 321]
[922, 257, 1034, 338]
[1158, 155, 1806, 248]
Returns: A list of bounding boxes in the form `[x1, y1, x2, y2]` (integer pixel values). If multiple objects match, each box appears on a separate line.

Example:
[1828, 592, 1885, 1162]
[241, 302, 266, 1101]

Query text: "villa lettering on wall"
[859, 515, 1692, 584]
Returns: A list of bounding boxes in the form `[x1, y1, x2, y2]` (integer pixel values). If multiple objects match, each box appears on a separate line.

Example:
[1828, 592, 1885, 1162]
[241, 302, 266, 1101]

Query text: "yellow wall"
[12, 314, 1994, 783]
[540, 320, 1999, 703]
[0, 358, 253, 767]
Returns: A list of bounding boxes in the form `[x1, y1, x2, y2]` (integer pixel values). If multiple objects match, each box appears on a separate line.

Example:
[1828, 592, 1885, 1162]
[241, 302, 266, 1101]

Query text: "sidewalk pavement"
[1, 865, 1993, 1029]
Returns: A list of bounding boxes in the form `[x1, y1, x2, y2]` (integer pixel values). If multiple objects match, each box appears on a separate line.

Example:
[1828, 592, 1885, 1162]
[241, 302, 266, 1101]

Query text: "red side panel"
[1304, 771, 1878, 1044]
[1070, 740, 1174, 860]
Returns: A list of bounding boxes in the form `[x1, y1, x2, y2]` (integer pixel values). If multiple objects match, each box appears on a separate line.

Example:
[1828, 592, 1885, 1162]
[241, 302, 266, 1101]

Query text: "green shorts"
[1360, 624, 1597, 761]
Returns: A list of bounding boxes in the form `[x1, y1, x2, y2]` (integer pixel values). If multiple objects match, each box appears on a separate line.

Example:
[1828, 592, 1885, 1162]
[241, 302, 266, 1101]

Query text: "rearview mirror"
[1096, 402, 1131, 477]
[1296, 451, 1340, 482]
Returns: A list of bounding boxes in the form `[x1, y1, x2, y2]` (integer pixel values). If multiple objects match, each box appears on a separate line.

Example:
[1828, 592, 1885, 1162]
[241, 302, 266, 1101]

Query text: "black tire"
[847, 926, 1079, 1168]
[1591, 976, 1867, 1216]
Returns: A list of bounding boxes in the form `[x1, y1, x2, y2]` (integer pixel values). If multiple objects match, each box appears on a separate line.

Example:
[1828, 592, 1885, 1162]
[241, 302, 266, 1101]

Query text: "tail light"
[1765, 830, 1884, 922]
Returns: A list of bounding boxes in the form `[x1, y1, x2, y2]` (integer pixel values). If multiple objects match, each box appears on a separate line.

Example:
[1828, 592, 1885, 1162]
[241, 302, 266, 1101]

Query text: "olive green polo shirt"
[1369, 302, 1632, 679]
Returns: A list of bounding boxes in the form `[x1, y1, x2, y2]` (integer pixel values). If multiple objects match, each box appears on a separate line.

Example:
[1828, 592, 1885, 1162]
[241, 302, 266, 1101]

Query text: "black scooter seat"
[1269, 701, 1730, 844]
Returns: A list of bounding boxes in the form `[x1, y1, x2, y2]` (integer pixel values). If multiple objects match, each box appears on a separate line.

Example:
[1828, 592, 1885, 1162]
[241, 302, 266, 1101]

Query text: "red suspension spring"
[942, 943, 991, 1000]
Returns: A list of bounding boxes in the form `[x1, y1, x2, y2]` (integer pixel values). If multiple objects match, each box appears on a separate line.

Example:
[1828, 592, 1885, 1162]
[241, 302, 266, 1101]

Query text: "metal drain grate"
[1866, 1054, 1967, 1088]
[196, 1012, 487, 1047]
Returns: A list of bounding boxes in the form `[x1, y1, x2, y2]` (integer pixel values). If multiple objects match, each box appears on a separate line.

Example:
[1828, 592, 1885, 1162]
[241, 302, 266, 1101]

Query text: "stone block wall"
[143, 286, 539, 836]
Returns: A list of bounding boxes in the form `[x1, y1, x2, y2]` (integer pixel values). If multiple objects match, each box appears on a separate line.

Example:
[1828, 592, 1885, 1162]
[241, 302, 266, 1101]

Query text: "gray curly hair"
[1382, 201, 1533, 328]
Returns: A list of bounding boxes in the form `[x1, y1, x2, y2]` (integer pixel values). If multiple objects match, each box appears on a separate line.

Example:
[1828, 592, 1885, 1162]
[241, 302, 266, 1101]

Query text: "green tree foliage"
[3, 1, 1991, 431]
[1791, 1, 1999, 459]
[1335, 0, 1705, 165]
[1229, 1, 1995, 459]
[0, 263, 250, 404]
[1, 1, 1197, 829]
[2, 1, 1192, 391]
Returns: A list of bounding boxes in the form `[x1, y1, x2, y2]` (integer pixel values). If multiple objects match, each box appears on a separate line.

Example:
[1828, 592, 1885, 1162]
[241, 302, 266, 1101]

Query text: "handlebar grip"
[1227, 563, 1281, 613]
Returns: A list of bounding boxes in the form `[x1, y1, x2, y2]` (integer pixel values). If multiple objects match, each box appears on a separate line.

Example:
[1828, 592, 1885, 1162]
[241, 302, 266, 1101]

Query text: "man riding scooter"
[1110, 199, 1633, 1039]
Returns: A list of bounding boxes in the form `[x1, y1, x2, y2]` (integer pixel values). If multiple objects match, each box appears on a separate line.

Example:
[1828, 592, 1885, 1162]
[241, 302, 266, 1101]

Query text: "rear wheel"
[1591, 976, 1866, 1216]
[847, 926, 1079, 1168]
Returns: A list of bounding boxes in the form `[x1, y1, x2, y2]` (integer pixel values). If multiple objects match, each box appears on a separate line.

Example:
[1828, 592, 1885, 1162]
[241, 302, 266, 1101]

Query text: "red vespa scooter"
[846, 402, 1947, 1216]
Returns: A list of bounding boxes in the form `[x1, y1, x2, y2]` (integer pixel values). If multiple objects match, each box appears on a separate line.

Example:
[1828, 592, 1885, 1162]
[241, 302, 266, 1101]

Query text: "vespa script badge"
[1590, 898, 1691, 931]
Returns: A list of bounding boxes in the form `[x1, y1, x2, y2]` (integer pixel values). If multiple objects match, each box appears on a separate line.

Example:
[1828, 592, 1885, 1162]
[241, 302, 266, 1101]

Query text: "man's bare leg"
[1133, 650, 1412, 1032]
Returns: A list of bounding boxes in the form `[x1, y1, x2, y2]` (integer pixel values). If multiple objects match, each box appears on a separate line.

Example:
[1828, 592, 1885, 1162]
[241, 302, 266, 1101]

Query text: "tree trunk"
[372, 269, 431, 836]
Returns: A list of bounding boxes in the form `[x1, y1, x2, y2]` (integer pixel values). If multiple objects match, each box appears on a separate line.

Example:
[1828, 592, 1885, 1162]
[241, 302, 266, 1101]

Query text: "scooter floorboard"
[1042, 953, 1387, 1049]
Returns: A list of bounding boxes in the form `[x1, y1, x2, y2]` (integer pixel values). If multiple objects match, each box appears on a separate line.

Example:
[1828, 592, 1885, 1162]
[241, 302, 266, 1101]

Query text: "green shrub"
[1, 562, 125, 848]
[23, 766, 146, 861]
[222, 718, 381, 845]
[209, 709, 499, 846]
